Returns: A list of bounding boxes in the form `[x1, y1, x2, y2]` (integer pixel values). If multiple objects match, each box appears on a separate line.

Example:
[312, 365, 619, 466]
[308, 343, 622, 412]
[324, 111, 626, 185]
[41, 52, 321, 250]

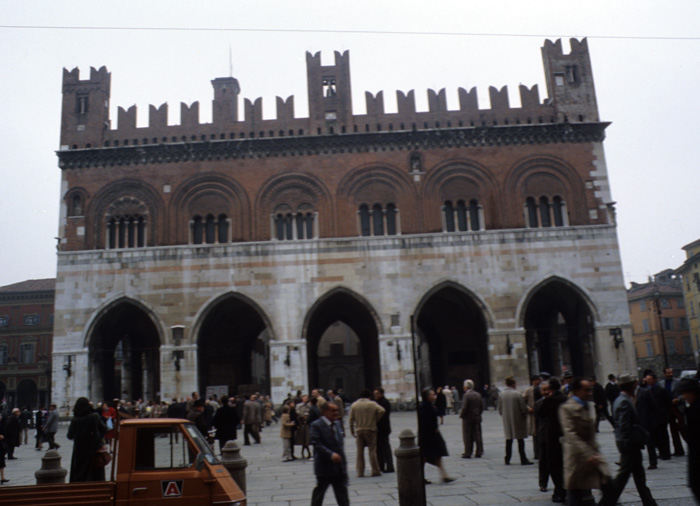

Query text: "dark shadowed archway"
[17, 379, 38, 409]
[415, 283, 490, 391]
[523, 279, 596, 378]
[304, 289, 381, 400]
[197, 294, 270, 397]
[88, 300, 161, 402]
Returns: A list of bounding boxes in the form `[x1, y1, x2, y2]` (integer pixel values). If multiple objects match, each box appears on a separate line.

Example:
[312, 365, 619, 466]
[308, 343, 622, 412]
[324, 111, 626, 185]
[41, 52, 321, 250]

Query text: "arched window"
[192, 215, 203, 244]
[359, 205, 371, 237]
[456, 200, 468, 232]
[218, 214, 229, 243]
[372, 204, 384, 236]
[526, 195, 567, 228]
[469, 199, 481, 231]
[70, 194, 84, 217]
[553, 196, 565, 227]
[526, 197, 538, 228]
[539, 196, 551, 228]
[205, 214, 216, 244]
[271, 204, 316, 241]
[359, 203, 400, 236]
[443, 199, 482, 232]
[284, 213, 293, 240]
[305, 213, 314, 239]
[275, 214, 286, 240]
[105, 197, 148, 249]
[107, 215, 148, 249]
[443, 201, 455, 232]
[386, 204, 397, 236]
[191, 214, 229, 244]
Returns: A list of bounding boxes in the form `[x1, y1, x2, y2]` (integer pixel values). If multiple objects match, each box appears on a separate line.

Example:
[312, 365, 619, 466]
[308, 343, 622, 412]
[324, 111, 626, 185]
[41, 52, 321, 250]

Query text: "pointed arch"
[413, 280, 491, 390]
[519, 275, 598, 378]
[516, 275, 600, 328]
[83, 295, 166, 348]
[193, 290, 275, 396]
[84, 295, 163, 402]
[413, 279, 495, 330]
[302, 286, 384, 338]
[302, 286, 383, 397]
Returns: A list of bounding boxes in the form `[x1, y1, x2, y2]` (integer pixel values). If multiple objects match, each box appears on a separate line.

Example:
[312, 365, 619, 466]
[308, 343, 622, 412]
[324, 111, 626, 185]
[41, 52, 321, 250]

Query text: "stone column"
[35, 450, 68, 484]
[221, 441, 248, 494]
[379, 333, 414, 401]
[269, 340, 307, 405]
[488, 330, 529, 386]
[394, 429, 425, 506]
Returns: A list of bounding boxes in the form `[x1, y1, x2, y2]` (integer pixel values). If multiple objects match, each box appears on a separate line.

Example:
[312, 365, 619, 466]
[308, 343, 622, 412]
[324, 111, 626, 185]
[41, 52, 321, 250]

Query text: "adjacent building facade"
[677, 238, 700, 367]
[627, 269, 694, 374]
[0, 279, 55, 409]
[52, 38, 636, 412]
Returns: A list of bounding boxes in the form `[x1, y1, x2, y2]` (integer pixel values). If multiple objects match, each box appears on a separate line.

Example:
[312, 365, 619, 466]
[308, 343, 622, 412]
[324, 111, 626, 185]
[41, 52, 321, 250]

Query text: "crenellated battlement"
[60, 39, 599, 150]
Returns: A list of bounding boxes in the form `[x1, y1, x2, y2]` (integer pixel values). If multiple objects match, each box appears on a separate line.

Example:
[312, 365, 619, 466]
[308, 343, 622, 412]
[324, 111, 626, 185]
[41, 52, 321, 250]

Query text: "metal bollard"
[221, 440, 248, 494]
[394, 429, 426, 506]
[35, 450, 68, 484]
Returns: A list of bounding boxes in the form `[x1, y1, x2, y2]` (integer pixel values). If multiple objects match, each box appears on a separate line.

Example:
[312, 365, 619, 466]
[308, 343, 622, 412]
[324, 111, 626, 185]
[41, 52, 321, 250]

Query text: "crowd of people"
[482, 369, 700, 506]
[0, 369, 697, 506]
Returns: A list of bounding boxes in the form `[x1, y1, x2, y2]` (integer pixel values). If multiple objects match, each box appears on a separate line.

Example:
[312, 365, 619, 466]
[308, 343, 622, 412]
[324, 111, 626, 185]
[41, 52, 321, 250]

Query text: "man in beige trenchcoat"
[559, 377, 611, 506]
[498, 377, 533, 465]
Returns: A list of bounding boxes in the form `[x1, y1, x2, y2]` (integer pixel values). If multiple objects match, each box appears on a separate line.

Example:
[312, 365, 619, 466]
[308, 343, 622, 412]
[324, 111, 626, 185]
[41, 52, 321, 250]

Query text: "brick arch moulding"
[336, 164, 419, 236]
[421, 159, 502, 232]
[170, 173, 251, 244]
[503, 155, 588, 228]
[255, 172, 334, 241]
[85, 178, 164, 250]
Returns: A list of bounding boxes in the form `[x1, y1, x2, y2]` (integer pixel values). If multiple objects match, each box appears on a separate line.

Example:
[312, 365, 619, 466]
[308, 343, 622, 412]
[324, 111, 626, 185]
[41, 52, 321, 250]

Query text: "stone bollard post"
[394, 429, 426, 506]
[221, 440, 248, 494]
[35, 450, 68, 485]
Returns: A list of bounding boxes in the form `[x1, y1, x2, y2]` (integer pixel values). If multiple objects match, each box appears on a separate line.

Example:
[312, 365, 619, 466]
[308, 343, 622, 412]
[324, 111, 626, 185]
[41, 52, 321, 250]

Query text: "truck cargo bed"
[0, 481, 115, 505]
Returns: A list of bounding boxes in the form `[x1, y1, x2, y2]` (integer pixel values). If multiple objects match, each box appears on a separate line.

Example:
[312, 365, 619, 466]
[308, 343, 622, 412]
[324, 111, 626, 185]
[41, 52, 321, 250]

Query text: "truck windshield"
[184, 423, 220, 465]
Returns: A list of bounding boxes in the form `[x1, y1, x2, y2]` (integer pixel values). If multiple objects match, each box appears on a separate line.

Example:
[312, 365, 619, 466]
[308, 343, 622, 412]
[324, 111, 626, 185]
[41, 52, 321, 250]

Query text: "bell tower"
[211, 76, 240, 124]
[60, 66, 111, 149]
[306, 50, 353, 132]
[542, 38, 599, 123]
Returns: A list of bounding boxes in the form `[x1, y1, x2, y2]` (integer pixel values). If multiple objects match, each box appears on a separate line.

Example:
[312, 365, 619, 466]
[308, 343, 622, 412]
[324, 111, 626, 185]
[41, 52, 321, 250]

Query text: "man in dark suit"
[538, 377, 568, 503]
[591, 376, 613, 430]
[636, 376, 660, 469]
[605, 374, 620, 411]
[644, 371, 672, 461]
[310, 402, 349, 506]
[599, 374, 657, 506]
[374, 387, 394, 473]
[663, 367, 686, 456]
[677, 377, 699, 502]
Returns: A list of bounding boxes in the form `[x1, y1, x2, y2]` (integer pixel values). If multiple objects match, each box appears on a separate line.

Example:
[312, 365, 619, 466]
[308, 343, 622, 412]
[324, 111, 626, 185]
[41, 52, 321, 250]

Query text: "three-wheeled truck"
[0, 418, 246, 505]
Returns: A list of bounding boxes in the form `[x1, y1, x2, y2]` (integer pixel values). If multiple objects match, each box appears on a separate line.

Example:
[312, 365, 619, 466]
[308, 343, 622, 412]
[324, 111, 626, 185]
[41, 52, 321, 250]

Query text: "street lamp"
[609, 327, 623, 349]
[650, 286, 669, 370]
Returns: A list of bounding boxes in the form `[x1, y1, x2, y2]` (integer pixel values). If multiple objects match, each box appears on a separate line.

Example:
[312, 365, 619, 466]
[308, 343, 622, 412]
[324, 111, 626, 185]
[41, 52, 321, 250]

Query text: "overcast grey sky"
[1, 1, 698, 288]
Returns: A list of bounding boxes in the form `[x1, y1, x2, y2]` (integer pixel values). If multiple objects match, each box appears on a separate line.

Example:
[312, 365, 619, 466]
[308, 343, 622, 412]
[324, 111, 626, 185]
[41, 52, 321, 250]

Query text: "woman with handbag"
[67, 397, 108, 482]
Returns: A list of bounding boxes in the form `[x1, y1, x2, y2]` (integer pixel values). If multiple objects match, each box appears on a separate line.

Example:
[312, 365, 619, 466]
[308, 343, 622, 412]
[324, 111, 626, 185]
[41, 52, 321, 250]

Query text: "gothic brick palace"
[52, 38, 636, 410]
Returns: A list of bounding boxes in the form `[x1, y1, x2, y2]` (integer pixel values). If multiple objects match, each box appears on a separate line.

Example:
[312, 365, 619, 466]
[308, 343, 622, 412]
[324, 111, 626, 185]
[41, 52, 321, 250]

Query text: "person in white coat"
[498, 376, 533, 465]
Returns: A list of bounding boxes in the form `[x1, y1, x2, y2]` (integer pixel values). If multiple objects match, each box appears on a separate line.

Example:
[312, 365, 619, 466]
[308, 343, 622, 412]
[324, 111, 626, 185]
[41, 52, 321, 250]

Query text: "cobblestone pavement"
[2, 409, 695, 506]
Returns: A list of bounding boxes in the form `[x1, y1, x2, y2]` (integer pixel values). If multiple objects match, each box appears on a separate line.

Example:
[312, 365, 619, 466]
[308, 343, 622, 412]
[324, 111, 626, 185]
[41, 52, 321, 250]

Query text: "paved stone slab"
[1, 410, 695, 506]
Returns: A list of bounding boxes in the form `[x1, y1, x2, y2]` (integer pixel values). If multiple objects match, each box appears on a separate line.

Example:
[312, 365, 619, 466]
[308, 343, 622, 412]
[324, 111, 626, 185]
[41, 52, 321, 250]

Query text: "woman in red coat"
[102, 401, 117, 452]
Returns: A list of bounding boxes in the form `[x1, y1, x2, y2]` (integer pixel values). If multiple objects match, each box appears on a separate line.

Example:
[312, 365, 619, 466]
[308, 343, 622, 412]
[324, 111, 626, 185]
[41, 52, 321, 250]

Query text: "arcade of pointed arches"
[82, 276, 600, 403]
